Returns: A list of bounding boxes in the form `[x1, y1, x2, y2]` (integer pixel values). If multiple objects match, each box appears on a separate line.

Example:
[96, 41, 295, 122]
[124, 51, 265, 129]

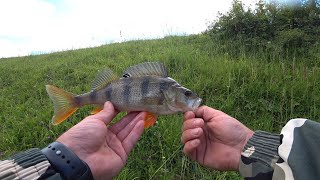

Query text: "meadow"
[1, 34, 320, 179]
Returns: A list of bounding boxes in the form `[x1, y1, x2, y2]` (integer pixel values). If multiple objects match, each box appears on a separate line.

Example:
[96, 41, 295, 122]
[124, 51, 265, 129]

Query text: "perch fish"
[46, 62, 202, 128]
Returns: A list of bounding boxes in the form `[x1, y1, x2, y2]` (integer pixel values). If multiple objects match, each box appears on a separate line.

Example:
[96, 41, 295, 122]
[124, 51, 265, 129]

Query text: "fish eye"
[184, 90, 192, 97]
[122, 73, 131, 78]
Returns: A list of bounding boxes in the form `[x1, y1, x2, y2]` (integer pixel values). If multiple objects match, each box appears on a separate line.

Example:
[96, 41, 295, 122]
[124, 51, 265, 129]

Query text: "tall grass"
[0, 34, 319, 179]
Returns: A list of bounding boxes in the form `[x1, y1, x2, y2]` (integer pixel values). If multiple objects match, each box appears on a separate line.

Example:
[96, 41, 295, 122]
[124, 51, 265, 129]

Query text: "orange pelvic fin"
[144, 112, 158, 129]
[91, 105, 104, 114]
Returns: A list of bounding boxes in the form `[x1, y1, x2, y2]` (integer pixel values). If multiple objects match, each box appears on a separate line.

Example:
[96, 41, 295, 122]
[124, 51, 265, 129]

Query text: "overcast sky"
[0, 0, 256, 58]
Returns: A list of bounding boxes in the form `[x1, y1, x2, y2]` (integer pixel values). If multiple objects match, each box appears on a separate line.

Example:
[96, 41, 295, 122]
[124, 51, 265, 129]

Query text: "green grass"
[0, 34, 319, 179]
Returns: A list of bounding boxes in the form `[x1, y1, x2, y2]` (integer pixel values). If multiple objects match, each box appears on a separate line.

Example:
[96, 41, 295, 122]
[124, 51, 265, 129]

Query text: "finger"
[195, 106, 223, 122]
[182, 118, 204, 131]
[122, 120, 144, 155]
[109, 112, 140, 134]
[181, 128, 203, 144]
[184, 111, 195, 122]
[87, 101, 118, 125]
[117, 112, 145, 141]
[105, 131, 127, 163]
[196, 126, 207, 164]
[183, 139, 200, 161]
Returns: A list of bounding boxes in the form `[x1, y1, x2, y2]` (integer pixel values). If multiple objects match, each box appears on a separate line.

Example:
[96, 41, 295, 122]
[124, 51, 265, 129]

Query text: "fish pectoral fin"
[90, 105, 104, 114]
[144, 112, 158, 128]
[122, 62, 168, 78]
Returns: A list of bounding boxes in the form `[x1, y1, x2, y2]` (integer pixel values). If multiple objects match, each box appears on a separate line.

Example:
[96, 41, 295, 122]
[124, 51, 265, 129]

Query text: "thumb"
[195, 106, 222, 122]
[88, 101, 118, 125]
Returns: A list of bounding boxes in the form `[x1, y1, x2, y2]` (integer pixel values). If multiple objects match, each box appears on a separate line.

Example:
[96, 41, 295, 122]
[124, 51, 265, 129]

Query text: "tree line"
[207, 0, 320, 60]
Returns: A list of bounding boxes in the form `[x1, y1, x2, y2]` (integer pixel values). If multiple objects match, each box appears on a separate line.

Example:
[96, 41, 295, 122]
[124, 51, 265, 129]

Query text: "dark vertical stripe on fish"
[123, 78, 131, 104]
[90, 90, 97, 101]
[160, 80, 169, 91]
[105, 86, 112, 101]
[141, 77, 150, 96]
[74, 96, 82, 106]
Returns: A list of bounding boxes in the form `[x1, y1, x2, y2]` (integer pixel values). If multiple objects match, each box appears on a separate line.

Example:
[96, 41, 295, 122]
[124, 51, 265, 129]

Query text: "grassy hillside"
[1, 34, 319, 179]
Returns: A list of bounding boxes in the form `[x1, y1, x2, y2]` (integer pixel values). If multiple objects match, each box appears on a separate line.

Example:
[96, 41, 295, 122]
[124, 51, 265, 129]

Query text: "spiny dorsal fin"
[122, 62, 168, 78]
[91, 69, 118, 91]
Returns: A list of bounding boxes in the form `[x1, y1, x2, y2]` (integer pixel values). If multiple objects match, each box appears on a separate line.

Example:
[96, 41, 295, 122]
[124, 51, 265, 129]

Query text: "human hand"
[181, 106, 254, 171]
[57, 101, 145, 180]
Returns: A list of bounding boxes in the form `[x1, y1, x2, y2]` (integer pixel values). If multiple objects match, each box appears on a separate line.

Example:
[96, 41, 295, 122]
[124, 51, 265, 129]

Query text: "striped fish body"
[75, 76, 178, 115]
[46, 62, 202, 125]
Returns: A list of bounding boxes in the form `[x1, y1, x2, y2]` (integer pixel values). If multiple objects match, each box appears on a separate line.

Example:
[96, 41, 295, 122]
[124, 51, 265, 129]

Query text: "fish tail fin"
[46, 85, 79, 125]
[144, 112, 158, 128]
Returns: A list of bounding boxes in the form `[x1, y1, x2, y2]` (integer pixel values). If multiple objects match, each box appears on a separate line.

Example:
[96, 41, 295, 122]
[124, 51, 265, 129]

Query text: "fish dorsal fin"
[91, 69, 118, 91]
[122, 62, 168, 78]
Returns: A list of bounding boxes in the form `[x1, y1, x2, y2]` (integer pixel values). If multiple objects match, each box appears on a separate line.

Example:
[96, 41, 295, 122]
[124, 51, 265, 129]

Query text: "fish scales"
[107, 77, 169, 112]
[141, 76, 150, 96]
[104, 86, 112, 102]
[67, 77, 178, 112]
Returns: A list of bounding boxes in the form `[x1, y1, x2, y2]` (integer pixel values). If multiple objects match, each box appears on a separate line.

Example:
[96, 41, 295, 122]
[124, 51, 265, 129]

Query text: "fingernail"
[104, 101, 111, 107]
[192, 128, 200, 136]
[138, 112, 146, 120]
[193, 119, 201, 126]
[138, 120, 145, 128]
[192, 139, 200, 146]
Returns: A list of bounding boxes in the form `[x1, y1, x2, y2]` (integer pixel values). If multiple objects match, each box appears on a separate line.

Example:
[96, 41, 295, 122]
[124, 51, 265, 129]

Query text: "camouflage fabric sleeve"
[239, 130, 281, 179]
[0, 148, 62, 180]
[239, 118, 320, 180]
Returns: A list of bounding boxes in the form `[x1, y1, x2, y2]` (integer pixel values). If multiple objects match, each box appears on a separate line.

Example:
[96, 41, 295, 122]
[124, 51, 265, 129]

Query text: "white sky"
[0, 0, 256, 58]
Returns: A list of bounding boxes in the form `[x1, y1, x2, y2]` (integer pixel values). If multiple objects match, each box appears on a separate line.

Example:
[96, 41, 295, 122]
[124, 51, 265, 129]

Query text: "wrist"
[41, 142, 94, 180]
[235, 129, 254, 171]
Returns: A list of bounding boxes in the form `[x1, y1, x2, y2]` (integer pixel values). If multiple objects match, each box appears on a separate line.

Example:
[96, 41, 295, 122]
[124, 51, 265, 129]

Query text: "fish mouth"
[190, 98, 202, 110]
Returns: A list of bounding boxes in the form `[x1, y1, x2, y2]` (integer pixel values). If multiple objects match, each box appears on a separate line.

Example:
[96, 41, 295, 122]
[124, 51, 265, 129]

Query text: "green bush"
[207, 0, 320, 60]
